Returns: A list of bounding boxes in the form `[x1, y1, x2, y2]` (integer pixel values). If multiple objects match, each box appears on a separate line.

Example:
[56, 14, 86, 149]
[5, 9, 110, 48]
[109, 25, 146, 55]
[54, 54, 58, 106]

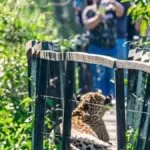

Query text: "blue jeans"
[73, 0, 83, 9]
[88, 45, 117, 96]
[116, 38, 128, 60]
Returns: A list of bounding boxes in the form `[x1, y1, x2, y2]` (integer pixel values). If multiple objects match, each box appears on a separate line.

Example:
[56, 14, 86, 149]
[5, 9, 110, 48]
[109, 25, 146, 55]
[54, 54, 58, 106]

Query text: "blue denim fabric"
[116, 38, 128, 60]
[88, 45, 117, 96]
[73, 0, 82, 8]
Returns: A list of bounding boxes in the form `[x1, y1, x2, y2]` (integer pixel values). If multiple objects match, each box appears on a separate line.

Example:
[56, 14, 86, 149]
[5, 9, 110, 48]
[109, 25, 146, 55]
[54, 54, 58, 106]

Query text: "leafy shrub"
[122, 0, 150, 37]
[0, 0, 59, 149]
[126, 127, 139, 150]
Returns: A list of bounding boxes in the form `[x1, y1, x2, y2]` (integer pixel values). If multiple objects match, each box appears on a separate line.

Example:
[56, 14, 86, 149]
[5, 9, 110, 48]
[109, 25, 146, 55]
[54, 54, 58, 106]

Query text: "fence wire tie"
[49, 76, 58, 88]
[145, 101, 150, 106]
[50, 108, 63, 112]
[44, 95, 64, 100]
[49, 104, 61, 110]
[132, 93, 137, 98]
[45, 109, 63, 115]
[137, 97, 144, 102]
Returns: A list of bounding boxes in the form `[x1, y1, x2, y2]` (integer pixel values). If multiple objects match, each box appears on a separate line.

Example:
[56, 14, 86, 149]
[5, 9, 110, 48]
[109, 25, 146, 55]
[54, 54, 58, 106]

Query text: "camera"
[98, 0, 109, 15]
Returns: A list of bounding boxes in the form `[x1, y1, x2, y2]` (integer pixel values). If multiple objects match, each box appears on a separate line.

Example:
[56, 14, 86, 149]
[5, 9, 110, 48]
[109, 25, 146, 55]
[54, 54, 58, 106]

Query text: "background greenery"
[0, 0, 76, 149]
[1, 0, 150, 149]
[123, 0, 150, 37]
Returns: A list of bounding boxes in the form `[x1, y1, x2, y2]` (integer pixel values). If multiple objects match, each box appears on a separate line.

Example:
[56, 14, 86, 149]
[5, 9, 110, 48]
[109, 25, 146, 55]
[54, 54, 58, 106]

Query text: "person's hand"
[97, 9, 105, 22]
[108, 0, 117, 5]
[106, 0, 116, 11]
[99, 14, 104, 21]
[108, 0, 124, 17]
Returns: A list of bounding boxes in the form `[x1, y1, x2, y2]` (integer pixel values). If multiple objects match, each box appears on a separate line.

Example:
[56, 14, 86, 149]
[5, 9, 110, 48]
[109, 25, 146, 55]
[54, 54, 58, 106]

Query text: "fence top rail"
[26, 41, 150, 73]
[66, 52, 116, 68]
[116, 60, 150, 73]
[39, 50, 116, 68]
[40, 50, 116, 67]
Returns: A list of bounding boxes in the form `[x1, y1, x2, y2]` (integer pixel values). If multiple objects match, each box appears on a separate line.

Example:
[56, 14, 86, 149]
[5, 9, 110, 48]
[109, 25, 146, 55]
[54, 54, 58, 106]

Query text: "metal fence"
[26, 41, 150, 150]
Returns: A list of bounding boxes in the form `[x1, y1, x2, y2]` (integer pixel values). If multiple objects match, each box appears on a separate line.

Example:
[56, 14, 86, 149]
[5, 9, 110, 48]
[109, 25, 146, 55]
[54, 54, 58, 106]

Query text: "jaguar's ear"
[75, 93, 82, 102]
[97, 89, 102, 94]
[104, 95, 112, 105]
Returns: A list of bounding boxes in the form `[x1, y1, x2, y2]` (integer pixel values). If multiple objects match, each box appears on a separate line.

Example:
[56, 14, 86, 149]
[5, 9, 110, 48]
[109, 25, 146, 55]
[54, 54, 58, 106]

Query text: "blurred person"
[115, 0, 130, 60]
[72, 0, 85, 27]
[82, 0, 124, 96]
[73, 0, 130, 58]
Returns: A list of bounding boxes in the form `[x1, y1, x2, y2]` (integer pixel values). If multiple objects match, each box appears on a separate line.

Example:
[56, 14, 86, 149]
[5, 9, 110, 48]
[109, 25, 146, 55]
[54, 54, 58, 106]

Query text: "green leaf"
[140, 19, 148, 36]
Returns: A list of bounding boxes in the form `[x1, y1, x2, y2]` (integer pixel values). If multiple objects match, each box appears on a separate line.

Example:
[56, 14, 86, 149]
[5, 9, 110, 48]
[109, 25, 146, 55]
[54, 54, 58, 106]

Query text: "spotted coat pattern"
[70, 92, 113, 150]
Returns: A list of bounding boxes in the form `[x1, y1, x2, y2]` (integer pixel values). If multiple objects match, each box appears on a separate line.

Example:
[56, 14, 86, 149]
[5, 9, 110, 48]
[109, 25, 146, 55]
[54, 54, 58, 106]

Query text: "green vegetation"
[122, 0, 150, 37]
[126, 128, 139, 150]
[0, 0, 76, 149]
[1, 0, 149, 149]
